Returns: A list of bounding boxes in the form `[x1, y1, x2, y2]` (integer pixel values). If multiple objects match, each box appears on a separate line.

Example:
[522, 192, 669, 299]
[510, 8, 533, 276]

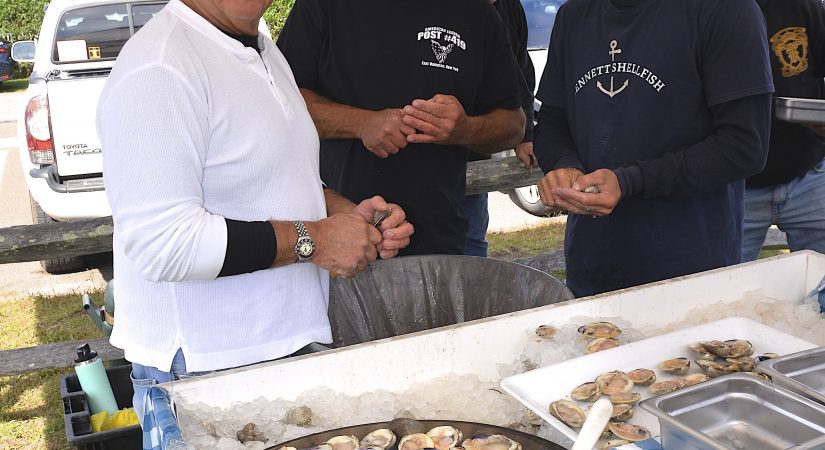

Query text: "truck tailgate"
[47, 76, 107, 177]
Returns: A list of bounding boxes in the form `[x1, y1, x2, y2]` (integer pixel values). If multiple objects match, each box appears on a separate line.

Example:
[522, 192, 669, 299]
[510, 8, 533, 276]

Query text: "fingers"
[514, 142, 535, 167]
[361, 109, 412, 158]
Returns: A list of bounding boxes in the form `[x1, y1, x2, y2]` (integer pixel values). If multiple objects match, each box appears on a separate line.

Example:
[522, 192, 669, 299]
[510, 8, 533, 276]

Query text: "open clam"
[427, 426, 462, 450]
[649, 378, 688, 395]
[327, 436, 359, 450]
[549, 399, 586, 428]
[361, 429, 397, 450]
[726, 356, 756, 372]
[659, 357, 690, 375]
[609, 422, 651, 442]
[626, 368, 656, 386]
[608, 392, 641, 405]
[578, 321, 622, 339]
[461, 434, 521, 450]
[595, 371, 634, 395]
[683, 373, 709, 386]
[585, 338, 621, 353]
[570, 382, 601, 402]
[398, 434, 435, 450]
[695, 359, 738, 378]
[610, 403, 634, 422]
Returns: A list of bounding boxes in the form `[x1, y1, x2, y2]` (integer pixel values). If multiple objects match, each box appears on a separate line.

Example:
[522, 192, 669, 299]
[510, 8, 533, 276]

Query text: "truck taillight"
[25, 95, 55, 164]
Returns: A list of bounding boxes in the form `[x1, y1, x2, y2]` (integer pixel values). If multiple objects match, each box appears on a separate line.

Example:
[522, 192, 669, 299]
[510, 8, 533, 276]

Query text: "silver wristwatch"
[293, 221, 316, 263]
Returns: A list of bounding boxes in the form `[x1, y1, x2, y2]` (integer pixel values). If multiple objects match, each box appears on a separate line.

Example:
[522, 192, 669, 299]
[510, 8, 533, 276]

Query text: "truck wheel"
[29, 195, 87, 274]
[508, 185, 555, 216]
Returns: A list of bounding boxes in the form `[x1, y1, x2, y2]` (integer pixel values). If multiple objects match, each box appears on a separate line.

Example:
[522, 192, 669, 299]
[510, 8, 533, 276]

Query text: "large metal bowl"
[270, 418, 565, 450]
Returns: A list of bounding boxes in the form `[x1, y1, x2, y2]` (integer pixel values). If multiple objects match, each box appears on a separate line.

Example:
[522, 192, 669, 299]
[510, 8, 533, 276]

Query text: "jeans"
[130, 349, 213, 428]
[459, 192, 489, 257]
[742, 158, 825, 262]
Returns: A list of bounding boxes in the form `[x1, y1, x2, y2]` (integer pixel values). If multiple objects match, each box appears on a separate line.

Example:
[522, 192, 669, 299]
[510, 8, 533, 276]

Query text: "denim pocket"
[129, 370, 156, 428]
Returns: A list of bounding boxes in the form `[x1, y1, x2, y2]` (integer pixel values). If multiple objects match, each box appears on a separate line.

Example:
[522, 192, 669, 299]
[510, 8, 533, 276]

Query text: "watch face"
[296, 237, 315, 258]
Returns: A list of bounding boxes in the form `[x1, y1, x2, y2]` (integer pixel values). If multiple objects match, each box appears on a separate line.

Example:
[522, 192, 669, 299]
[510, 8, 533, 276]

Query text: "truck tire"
[508, 185, 555, 216]
[29, 195, 88, 274]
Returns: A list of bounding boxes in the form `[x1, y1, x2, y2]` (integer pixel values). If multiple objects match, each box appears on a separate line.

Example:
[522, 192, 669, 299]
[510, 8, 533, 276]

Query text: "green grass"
[487, 221, 566, 260]
[0, 78, 28, 93]
[0, 291, 105, 450]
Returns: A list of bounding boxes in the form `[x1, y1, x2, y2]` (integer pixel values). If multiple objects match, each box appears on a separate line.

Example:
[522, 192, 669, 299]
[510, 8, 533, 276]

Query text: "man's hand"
[514, 142, 535, 168]
[354, 196, 414, 259]
[550, 168, 622, 216]
[359, 109, 417, 158]
[537, 167, 585, 208]
[307, 214, 382, 278]
[402, 94, 474, 145]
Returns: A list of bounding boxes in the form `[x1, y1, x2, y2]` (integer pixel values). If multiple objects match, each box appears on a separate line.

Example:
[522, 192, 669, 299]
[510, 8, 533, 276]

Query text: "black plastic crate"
[60, 363, 141, 450]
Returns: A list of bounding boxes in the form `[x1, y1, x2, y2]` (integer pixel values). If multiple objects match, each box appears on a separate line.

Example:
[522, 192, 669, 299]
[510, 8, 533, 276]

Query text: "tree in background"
[0, 0, 48, 42]
[264, 0, 296, 38]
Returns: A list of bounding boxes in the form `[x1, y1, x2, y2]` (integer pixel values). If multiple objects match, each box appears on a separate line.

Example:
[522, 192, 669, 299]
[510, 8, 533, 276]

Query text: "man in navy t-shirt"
[532, 0, 774, 296]
[277, 0, 531, 256]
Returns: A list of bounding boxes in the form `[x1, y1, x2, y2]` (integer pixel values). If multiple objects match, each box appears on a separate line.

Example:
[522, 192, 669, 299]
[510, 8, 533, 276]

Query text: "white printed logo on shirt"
[417, 26, 465, 72]
[574, 40, 667, 97]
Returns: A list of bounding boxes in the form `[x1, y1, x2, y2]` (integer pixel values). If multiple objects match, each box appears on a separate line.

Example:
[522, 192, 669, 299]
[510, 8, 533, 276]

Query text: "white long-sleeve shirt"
[97, 0, 330, 372]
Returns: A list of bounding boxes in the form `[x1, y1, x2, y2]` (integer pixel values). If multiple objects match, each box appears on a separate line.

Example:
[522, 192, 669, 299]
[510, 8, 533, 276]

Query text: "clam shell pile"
[278, 428, 522, 450]
[547, 332, 782, 449]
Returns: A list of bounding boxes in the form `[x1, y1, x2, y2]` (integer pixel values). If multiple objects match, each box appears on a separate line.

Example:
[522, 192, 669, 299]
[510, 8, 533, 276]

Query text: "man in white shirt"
[96, 0, 414, 427]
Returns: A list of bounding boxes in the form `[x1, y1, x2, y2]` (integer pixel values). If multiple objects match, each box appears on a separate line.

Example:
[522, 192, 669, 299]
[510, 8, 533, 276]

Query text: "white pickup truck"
[12, 0, 167, 272]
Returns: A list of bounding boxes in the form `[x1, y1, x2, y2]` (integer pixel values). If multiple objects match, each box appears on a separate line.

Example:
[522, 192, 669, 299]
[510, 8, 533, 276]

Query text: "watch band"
[293, 221, 315, 263]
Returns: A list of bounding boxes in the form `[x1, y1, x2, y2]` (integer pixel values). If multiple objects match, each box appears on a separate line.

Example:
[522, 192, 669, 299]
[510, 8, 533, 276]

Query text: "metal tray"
[757, 346, 825, 406]
[775, 97, 825, 125]
[639, 373, 825, 450]
[270, 419, 565, 450]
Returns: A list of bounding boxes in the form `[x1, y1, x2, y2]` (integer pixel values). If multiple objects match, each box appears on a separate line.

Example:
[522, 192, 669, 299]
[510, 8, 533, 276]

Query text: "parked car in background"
[11, 0, 168, 273]
[0, 41, 14, 85]
[502, 0, 564, 216]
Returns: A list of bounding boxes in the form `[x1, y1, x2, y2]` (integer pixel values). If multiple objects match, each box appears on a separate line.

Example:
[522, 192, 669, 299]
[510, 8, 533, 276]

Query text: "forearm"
[533, 105, 583, 173]
[463, 108, 525, 154]
[300, 87, 375, 140]
[616, 93, 771, 199]
[323, 188, 358, 215]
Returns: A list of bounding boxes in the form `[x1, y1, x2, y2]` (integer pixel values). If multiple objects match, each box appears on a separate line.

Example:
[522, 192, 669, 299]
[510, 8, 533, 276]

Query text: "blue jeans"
[742, 158, 825, 260]
[130, 350, 213, 428]
[460, 192, 489, 257]
[742, 158, 825, 312]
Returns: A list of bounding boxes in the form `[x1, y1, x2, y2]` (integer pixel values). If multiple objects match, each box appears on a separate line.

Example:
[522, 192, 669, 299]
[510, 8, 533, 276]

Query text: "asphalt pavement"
[0, 89, 557, 300]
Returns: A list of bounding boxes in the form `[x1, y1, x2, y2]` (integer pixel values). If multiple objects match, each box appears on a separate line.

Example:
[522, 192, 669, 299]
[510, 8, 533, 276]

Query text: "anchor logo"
[597, 40, 629, 98]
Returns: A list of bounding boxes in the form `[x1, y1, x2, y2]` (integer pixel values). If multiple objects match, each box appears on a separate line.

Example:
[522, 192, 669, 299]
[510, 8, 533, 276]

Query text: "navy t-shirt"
[535, 0, 773, 294]
[277, 0, 529, 256]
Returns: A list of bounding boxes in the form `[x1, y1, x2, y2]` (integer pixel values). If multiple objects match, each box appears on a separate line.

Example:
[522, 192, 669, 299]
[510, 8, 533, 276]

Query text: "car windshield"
[521, 0, 567, 49]
[52, 2, 166, 63]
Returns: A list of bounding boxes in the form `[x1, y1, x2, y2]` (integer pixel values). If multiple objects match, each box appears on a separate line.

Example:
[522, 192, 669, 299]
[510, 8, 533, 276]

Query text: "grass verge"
[0, 79, 28, 93]
[0, 291, 105, 450]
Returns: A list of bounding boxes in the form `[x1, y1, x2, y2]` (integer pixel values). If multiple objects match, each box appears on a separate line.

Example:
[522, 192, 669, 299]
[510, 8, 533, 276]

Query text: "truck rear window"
[52, 2, 166, 63]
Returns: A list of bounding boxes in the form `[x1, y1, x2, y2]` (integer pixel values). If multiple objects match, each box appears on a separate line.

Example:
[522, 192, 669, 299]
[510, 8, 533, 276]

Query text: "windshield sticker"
[56, 40, 89, 61]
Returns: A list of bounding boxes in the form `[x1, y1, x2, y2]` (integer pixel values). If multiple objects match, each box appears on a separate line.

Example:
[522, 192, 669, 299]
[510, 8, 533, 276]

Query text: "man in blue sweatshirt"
[532, 0, 773, 296]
